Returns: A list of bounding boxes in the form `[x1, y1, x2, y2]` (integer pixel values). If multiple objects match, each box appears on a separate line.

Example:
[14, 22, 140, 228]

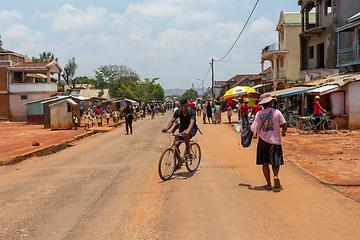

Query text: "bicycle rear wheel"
[296, 119, 313, 134]
[288, 115, 299, 128]
[158, 148, 176, 181]
[322, 120, 338, 134]
[186, 143, 201, 172]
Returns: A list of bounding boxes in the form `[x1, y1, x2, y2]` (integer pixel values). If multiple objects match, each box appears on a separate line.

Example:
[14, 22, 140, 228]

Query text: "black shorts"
[256, 137, 284, 166]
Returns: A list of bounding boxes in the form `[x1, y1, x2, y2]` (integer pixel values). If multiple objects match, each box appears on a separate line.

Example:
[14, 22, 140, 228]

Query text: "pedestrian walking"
[214, 102, 221, 124]
[202, 101, 207, 124]
[206, 101, 212, 124]
[240, 98, 250, 126]
[84, 112, 91, 130]
[97, 114, 102, 127]
[124, 101, 133, 135]
[91, 114, 96, 127]
[250, 93, 287, 190]
[106, 111, 110, 125]
[227, 103, 232, 124]
[196, 101, 202, 116]
[73, 114, 79, 130]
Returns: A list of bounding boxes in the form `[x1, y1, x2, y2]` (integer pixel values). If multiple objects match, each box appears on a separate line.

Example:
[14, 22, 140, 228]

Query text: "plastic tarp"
[269, 87, 317, 97]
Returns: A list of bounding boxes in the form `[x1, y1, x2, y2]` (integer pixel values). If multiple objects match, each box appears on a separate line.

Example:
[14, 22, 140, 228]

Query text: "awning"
[307, 85, 340, 96]
[269, 86, 317, 97]
[252, 83, 272, 89]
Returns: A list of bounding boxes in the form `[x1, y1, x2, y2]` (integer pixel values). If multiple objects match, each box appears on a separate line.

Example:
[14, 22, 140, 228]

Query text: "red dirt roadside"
[0, 117, 122, 164]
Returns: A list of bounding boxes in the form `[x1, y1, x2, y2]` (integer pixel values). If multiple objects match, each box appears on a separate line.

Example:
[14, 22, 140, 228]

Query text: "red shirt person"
[314, 96, 327, 131]
[251, 100, 262, 118]
[188, 99, 196, 109]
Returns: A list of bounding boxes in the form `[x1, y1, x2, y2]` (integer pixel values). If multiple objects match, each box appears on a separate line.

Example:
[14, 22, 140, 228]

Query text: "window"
[279, 31, 284, 43]
[280, 57, 284, 67]
[21, 95, 28, 100]
[325, 0, 332, 15]
[309, 46, 314, 59]
[14, 72, 23, 82]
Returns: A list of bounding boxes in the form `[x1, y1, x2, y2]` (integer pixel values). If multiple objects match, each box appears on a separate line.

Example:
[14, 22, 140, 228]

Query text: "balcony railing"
[262, 42, 280, 58]
[337, 46, 360, 67]
[9, 83, 57, 93]
[264, 70, 286, 80]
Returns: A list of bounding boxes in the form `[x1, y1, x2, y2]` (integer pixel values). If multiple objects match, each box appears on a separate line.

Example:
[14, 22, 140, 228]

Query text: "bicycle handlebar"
[162, 131, 183, 137]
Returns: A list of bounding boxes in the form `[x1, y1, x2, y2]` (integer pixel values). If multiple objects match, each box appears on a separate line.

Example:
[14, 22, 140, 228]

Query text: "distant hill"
[164, 88, 205, 97]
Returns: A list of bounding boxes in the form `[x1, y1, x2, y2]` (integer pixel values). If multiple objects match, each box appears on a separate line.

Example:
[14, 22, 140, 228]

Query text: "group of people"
[163, 95, 288, 191]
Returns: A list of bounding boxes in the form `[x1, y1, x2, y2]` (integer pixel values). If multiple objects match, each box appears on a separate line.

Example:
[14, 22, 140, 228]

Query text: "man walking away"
[124, 101, 133, 135]
[206, 101, 212, 124]
[251, 93, 287, 191]
[73, 114, 79, 130]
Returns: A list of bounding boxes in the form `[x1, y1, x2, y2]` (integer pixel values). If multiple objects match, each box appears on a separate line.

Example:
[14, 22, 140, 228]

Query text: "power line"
[214, 61, 233, 78]
[220, 60, 259, 64]
[215, 0, 260, 62]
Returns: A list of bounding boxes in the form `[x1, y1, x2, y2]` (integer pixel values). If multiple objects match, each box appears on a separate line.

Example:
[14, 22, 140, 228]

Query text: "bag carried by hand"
[241, 125, 253, 148]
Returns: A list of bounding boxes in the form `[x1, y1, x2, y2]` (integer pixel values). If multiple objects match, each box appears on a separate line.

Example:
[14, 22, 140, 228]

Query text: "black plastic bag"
[241, 125, 254, 148]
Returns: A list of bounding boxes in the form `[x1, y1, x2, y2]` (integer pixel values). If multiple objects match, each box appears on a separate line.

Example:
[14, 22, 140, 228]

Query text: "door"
[317, 43, 325, 68]
[330, 92, 345, 115]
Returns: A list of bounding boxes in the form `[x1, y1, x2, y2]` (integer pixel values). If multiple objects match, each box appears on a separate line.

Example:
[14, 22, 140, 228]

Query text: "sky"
[0, 0, 301, 90]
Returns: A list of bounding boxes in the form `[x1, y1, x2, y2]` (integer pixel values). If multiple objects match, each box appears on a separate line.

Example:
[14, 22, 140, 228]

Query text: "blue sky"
[0, 0, 301, 90]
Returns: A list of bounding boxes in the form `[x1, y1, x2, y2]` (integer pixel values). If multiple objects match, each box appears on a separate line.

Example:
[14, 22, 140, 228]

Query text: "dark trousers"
[126, 117, 133, 134]
[314, 114, 321, 130]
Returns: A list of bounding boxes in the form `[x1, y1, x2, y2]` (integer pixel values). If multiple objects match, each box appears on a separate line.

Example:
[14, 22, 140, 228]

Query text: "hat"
[315, 96, 320, 99]
[243, 98, 250, 103]
[258, 93, 274, 105]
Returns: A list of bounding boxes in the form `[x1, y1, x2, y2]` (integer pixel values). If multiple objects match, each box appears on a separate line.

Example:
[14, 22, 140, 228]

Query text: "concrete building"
[261, 11, 313, 90]
[0, 41, 62, 121]
[298, 0, 360, 81]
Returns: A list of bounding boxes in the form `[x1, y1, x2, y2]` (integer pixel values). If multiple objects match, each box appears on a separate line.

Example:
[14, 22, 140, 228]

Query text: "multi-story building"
[0, 39, 62, 121]
[298, 0, 360, 80]
[336, 11, 360, 71]
[261, 11, 311, 90]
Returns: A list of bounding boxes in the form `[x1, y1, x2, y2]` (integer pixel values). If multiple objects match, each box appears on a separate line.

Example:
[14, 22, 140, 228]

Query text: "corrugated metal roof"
[78, 89, 110, 99]
[348, 12, 360, 23]
[269, 86, 316, 97]
[283, 12, 315, 24]
[300, 73, 360, 87]
[308, 85, 340, 95]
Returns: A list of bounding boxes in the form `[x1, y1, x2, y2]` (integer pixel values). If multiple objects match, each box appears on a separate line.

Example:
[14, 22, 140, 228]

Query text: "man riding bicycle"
[162, 99, 198, 157]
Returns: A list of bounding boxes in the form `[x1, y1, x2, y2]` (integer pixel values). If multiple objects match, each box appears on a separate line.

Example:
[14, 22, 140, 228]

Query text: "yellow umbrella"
[223, 86, 255, 99]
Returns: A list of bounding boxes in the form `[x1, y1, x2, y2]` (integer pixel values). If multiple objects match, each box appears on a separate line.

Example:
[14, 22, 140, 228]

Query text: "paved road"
[1, 112, 360, 239]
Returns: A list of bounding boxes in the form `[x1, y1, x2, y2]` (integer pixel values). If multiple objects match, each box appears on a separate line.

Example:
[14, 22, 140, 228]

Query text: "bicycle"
[296, 114, 338, 134]
[282, 110, 299, 128]
[158, 132, 201, 181]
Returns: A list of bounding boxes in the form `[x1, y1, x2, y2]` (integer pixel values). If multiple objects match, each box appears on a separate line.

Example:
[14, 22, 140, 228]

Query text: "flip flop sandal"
[274, 178, 281, 189]
[263, 185, 272, 190]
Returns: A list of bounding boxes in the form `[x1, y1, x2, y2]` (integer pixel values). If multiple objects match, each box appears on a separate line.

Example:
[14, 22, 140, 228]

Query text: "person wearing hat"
[240, 98, 250, 126]
[250, 93, 287, 190]
[314, 96, 327, 132]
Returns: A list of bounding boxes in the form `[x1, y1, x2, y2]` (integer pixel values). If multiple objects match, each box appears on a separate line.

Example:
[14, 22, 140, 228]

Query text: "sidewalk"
[0, 117, 125, 166]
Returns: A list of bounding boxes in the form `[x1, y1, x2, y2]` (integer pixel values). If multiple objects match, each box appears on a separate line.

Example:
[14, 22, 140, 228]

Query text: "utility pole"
[196, 78, 204, 97]
[192, 84, 194, 90]
[211, 58, 214, 102]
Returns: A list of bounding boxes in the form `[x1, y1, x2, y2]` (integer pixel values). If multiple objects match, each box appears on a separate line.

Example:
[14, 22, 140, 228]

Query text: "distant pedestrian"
[97, 114, 102, 127]
[237, 99, 243, 123]
[124, 101, 133, 135]
[214, 102, 221, 124]
[227, 103, 232, 124]
[106, 111, 110, 125]
[196, 101, 202, 116]
[240, 98, 250, 126]
[202, 101, 207, 124]
[206, 101, 212, 124]
[250, 93, 287, 190]
[84, 112, 91, 130]
[91, 115, 96, 127]
[73, 114, 79, 130]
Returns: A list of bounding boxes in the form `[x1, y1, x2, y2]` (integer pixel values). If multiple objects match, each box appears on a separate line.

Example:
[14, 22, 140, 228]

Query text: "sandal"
[274, 178, 281, 189]
[263, 185, 272, 190]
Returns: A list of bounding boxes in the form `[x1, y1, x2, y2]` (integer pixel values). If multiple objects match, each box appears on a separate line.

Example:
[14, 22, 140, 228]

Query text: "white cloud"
[246, 16, 277, 43]
[0, 10, 23, 24]
[4, 24, 45, 42]
[50, 4, 108, 32]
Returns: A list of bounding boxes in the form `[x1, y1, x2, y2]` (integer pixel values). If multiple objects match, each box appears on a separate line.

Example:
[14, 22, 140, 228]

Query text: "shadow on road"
[173, 170, 196, 179]
[238, 183, 283, 193]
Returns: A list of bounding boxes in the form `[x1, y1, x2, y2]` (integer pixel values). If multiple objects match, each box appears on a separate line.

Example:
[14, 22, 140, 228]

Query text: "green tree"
[181, 89, 199, 100]
[61, 57, 78, 87]
[73, 76, 92, 84]
[32, 52, 58, 62]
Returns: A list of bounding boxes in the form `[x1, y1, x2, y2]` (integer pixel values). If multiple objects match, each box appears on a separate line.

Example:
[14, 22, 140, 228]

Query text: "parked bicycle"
[282, 110, 299, 128]
[296, 114, 338, 134]
[158, 132, 201, 181]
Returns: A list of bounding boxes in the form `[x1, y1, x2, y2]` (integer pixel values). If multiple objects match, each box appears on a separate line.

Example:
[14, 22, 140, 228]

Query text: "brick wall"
[0, 93, 10, 118]
[0, 67, 8, 91]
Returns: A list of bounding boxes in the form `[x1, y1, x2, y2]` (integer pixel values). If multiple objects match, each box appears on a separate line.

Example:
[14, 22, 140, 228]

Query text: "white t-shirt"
[250, 108, 286, 145]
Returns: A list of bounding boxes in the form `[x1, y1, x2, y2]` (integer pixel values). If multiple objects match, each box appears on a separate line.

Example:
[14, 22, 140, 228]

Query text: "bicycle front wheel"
[186, 143, 201, 172]
[158, 148, 176, 181]
[296, 119, 313, 134]
[322, 120, 338, 134]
